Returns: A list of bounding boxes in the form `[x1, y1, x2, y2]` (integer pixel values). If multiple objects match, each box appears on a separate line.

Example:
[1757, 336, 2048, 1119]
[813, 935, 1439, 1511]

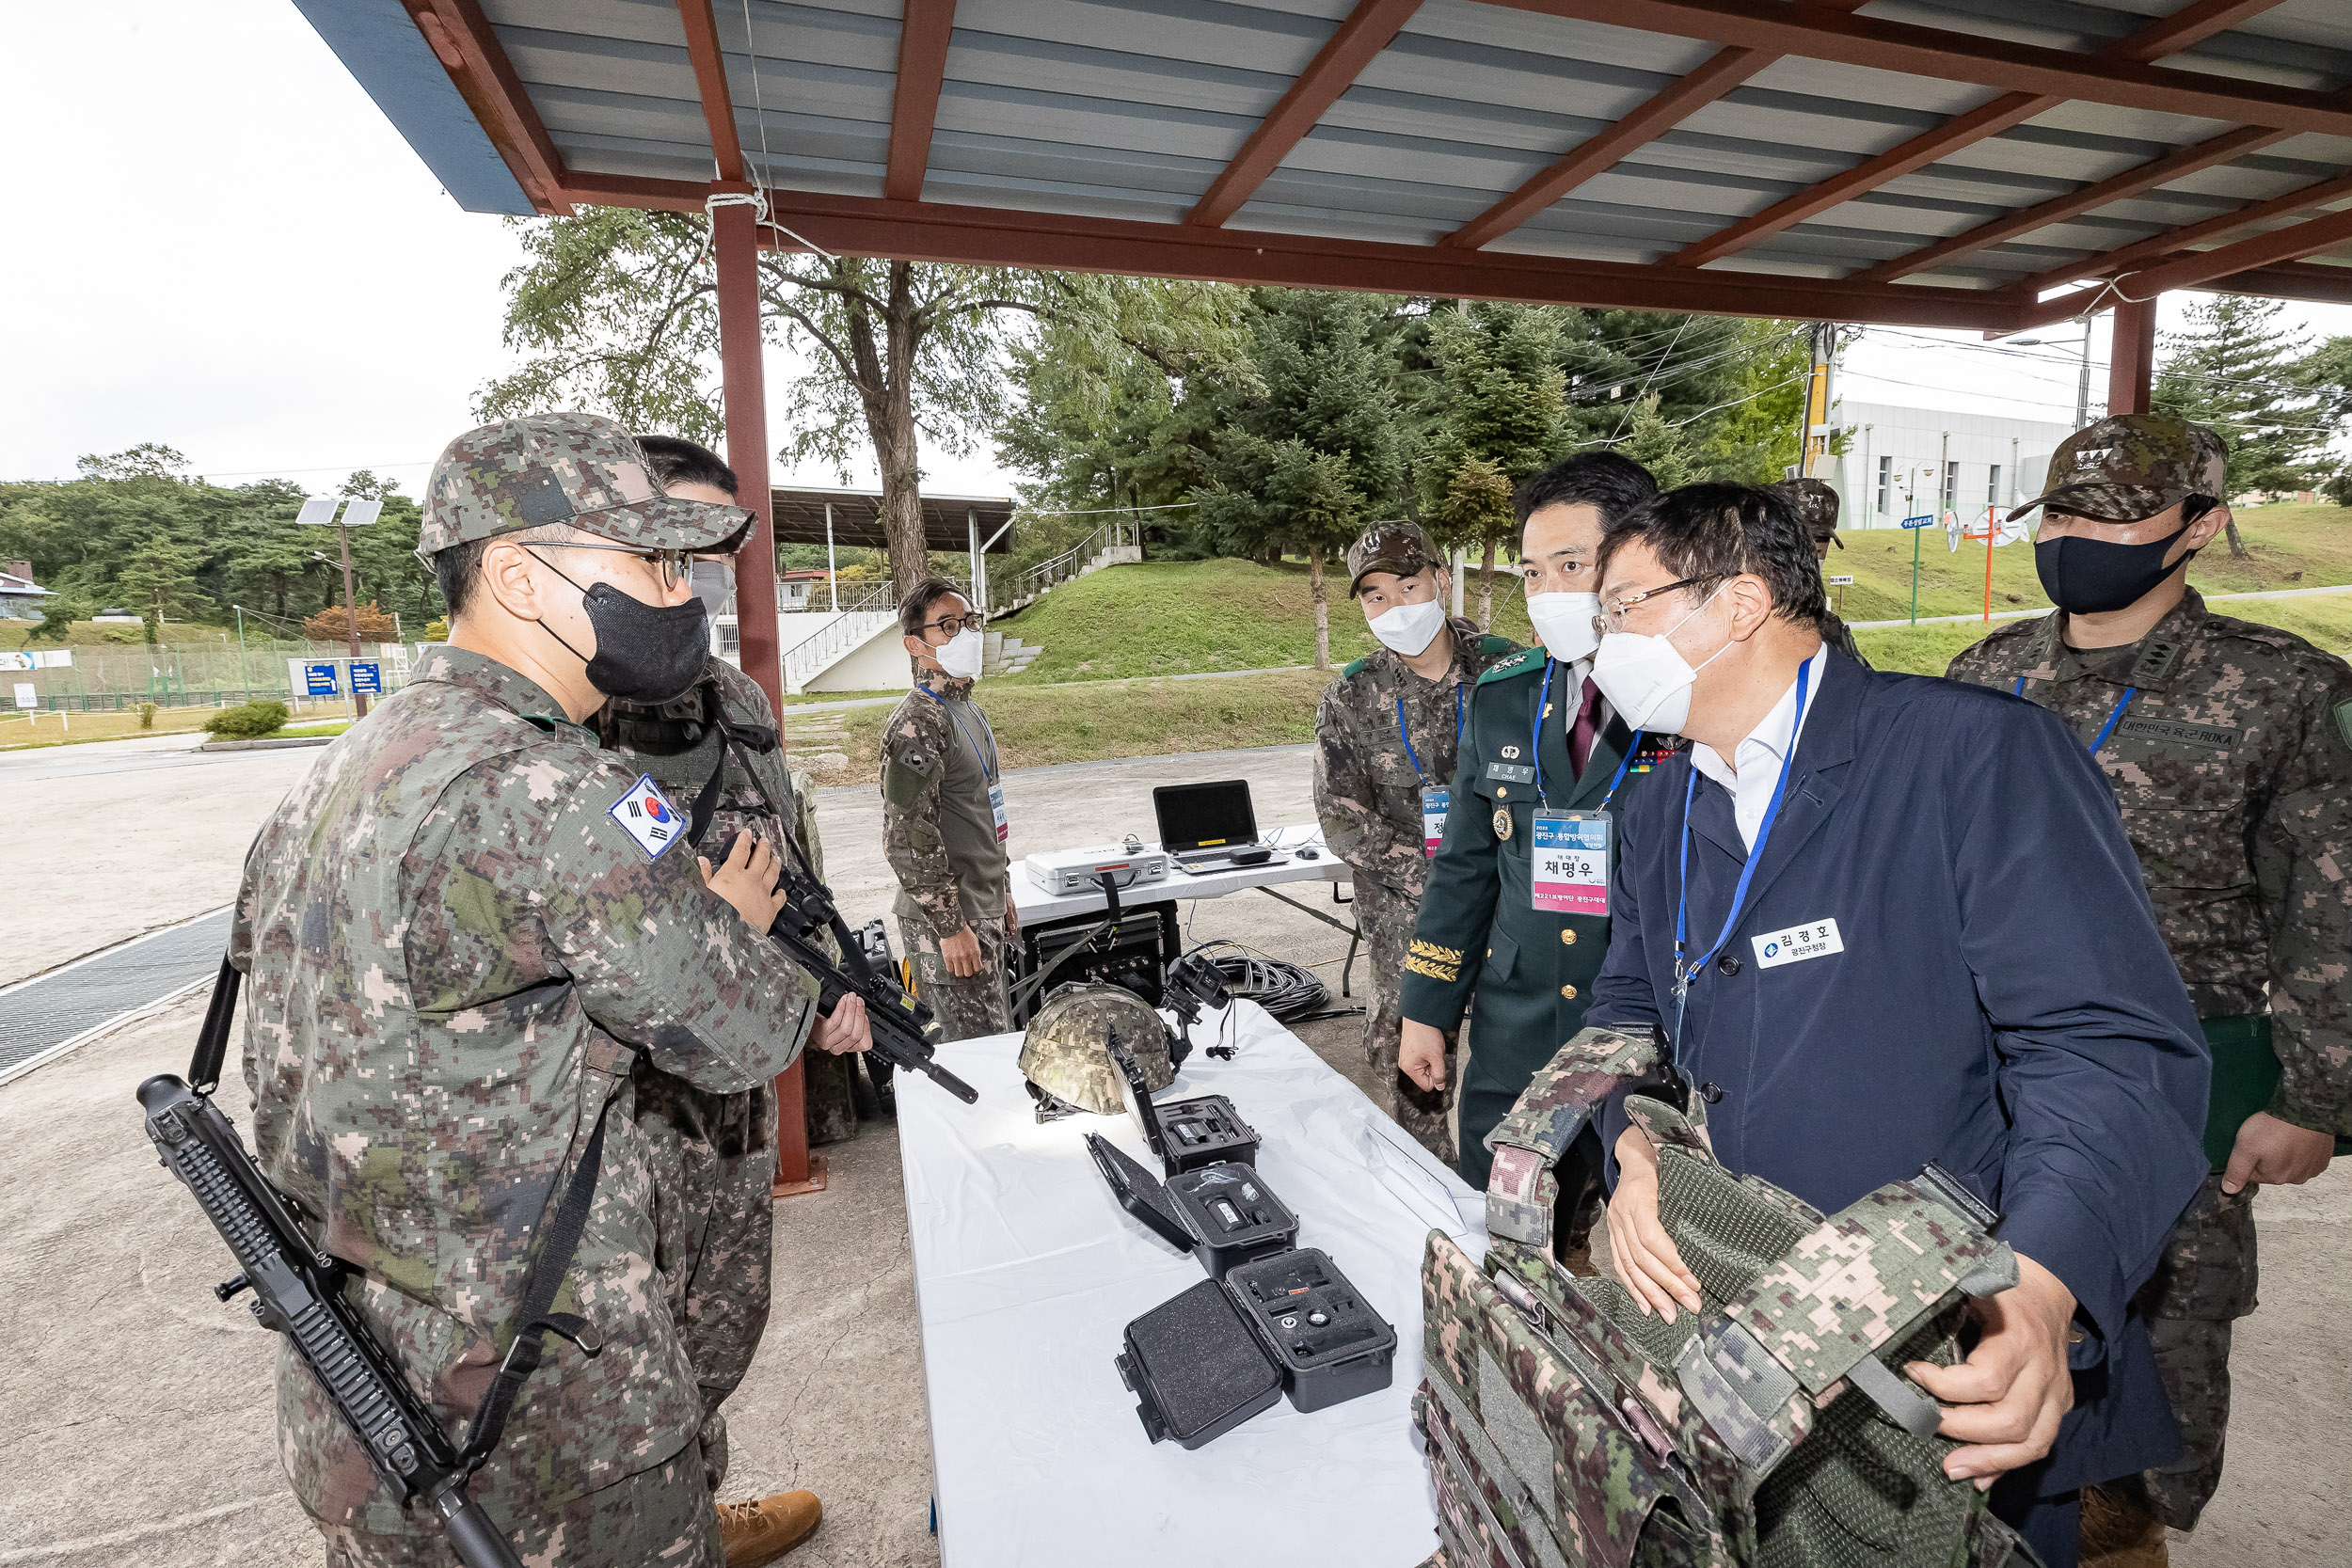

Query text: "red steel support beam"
[2010, 168, 2352, 302]
[1860, 124, 2292, 283]
[412, 0, 574, 214]
[2019, 200, 2352, 330]
[884, 0, 959, 202]
[1486, 0, 2350, 138]
[1667, 0, 2284, 269]
[713, 200, 818, 1192]
[2107, 295, 2159, 417]
[1188, 0, 1423, 229]
[676, 0, 746, 181]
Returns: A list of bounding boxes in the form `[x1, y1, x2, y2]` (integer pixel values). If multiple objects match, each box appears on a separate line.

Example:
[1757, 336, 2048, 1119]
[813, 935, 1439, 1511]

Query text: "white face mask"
[1588, 585, 1732, 736]
[1523, 592, 1600, 663]
[935, 626, 985, 680]
[1366, 596, 1446, 656]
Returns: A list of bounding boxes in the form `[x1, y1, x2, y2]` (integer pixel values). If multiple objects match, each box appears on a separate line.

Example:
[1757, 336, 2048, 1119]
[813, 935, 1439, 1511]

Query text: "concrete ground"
[0, 731, 2343, 1564]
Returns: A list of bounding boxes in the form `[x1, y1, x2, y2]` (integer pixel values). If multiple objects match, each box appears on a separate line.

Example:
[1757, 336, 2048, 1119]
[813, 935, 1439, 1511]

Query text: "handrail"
[990, 517, 1126, 610]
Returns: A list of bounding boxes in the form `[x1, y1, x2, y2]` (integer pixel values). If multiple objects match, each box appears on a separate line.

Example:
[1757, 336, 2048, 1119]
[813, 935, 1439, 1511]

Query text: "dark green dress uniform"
[1400, 645, 1667, 1192]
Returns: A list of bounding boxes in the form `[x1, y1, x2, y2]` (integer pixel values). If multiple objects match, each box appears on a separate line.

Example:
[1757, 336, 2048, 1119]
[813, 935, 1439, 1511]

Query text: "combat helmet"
[1019, 983, 1176, 1120]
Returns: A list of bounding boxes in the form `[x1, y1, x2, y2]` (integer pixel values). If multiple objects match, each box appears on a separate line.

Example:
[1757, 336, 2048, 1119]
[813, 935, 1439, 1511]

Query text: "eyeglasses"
[922, 612, 983, 639]
[536, 541, 691, 589]
[1597, 575, 1719, 635]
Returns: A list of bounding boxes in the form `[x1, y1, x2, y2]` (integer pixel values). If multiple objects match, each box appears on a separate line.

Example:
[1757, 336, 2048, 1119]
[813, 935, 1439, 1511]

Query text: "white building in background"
[1825, 402, 2078, 531]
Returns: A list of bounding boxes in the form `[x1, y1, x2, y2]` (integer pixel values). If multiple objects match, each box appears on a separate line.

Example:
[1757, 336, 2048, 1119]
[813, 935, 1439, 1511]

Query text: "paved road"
[0, 910, 230, 1083]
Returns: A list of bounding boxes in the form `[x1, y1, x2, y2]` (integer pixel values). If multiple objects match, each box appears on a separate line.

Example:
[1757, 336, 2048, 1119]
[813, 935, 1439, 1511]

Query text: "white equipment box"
[1024, 842, 1170, 896]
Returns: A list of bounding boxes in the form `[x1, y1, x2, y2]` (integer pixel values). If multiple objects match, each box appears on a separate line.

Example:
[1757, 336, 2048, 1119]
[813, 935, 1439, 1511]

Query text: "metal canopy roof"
[306, 0, 2352, 331]
[770, 483, 1015, 549]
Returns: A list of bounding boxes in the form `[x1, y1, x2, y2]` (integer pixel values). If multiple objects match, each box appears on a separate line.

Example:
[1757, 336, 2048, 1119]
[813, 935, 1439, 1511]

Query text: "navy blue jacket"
[1591, 649, 2209, 1489]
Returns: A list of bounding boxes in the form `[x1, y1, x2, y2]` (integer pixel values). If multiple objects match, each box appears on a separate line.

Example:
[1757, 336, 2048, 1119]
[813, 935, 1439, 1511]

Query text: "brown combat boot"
[716, 1490, 820, 1567]
[2079, 1482, 2169, 1568]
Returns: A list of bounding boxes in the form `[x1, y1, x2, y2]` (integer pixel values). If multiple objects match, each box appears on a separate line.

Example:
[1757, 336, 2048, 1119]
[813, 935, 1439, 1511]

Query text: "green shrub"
[203, 700, 289, 740]
[137, 702, 157, 729]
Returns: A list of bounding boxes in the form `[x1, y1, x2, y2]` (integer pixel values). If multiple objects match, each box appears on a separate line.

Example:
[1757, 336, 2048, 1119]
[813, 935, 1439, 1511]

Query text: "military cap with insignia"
[1767, 477, 1843, 548]
[1346, 518, 1441, 595]
[413, 412, 752, 565]
[2011, 413, 2229, 523]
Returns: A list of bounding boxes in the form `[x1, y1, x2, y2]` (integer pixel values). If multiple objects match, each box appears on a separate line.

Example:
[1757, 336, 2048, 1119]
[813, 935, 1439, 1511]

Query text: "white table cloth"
[897, 1000, 1487, 1567]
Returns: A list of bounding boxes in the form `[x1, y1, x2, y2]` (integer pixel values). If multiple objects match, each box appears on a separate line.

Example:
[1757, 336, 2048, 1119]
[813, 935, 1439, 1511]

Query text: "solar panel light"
[339, 499, 386, 528]
[294, 496, 342, 526]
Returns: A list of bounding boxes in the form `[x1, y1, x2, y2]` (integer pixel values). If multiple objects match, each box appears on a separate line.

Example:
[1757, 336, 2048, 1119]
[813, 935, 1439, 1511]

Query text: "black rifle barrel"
[136, 1074, 523, 1568]
[770, 874, 979, 1105]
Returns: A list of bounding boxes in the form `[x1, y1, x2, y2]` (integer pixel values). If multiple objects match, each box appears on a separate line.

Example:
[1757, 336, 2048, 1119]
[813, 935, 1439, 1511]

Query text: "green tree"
[1694, 320, 1814, 483]
[1618, 394, 1703, 488]
[1416, 304, 1565, 627]
[26, 594, 81, 642]
[1193, 290, 1408, 669]
[2154, 296, 2338, 557]
[482, 210, 1243, 601]
[117, 532, 209, 642]
[76, 443, 192, 482]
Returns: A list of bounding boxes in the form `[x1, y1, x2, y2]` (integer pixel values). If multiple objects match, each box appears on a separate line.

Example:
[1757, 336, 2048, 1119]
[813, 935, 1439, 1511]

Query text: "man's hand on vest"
[1400, 1020, 1448, 1091]
[2221, 1111, 2333, 1193]
[1908, 1254, 2076, 1488]
[1607, 1125, 1703, 1322]
[940, 927, 984, 978]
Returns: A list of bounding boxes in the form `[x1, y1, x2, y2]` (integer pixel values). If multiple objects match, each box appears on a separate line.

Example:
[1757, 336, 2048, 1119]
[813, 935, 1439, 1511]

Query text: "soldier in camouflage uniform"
[1947, 414, 2352, 1558]
[1766, 476, 1867, 666]
[1314, 519, 1518, 1159]
[589, 436, 850, 1565]
[881, 576, 1015, 1040]
[231, 414, 866, 1567]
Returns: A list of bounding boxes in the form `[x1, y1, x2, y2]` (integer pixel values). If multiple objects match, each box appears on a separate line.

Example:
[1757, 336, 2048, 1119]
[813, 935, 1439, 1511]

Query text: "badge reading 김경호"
[1492, 807, 1512, 841]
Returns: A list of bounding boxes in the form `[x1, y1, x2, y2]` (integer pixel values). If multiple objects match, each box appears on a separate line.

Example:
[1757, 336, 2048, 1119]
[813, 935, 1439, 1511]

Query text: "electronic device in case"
[1111, 1038, 1259, 1175]
[1114, 1248, 1397, 1449]
[1023, 842, 1170, 896]
[1084, 1134, 1296, 1278]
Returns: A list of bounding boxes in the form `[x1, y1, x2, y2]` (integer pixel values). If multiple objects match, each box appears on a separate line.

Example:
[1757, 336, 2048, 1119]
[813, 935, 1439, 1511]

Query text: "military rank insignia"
[611, 773, 684, 860]
[1493, 806, 1513, 841]
[1630, 738, 1677, 772]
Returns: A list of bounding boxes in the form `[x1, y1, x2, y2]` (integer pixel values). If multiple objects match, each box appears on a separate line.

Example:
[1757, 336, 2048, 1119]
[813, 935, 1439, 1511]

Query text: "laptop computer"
[1152, 781, 1287, 873]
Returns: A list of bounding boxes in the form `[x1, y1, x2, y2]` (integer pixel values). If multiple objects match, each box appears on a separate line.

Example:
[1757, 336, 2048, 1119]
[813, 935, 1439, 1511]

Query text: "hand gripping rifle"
[138, 962, 612, 1568]
[761, 859, 978, 1105]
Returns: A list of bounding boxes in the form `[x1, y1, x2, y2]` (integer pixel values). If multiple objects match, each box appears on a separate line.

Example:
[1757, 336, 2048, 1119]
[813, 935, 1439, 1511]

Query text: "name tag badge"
[989, 782, 1009, 844]
[1752, 918, 1843, 969]
[1422, 785, 1449, 857]
[1531, 809, 1609, 916]
[1485, 761, 1536, 784]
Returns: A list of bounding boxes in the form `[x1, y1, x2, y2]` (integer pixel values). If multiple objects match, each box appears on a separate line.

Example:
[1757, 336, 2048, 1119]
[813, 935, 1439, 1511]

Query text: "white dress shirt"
[1688, 644, 1828, 850]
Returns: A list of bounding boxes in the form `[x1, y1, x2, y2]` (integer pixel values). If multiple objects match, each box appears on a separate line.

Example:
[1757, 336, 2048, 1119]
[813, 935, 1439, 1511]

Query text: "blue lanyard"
[1599, 731, 1645, 809]
[1394, 686, 1467, 785]
[1670, 659, 1811, 1053]
[918, 684, 997, 783]
[2014, 675, 2137, 755]
[1532, 659, 1557, 805]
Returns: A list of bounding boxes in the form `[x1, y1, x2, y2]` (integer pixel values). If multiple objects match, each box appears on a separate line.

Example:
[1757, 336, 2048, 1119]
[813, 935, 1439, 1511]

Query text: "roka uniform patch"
[609, 772, 685, 860]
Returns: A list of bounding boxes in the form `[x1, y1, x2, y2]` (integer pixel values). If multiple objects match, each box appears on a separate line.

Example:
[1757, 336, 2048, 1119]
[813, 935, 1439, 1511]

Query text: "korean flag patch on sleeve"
[611, 773, 684, 860]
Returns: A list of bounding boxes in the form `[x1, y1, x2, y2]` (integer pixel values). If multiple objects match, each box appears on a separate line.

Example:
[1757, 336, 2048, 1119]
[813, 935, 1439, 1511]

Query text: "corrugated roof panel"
[498, 24, 697, 103]
[1577, 161, 1809, 222]
[534, 83, 709, 151]
[1280, 123, 1553, 194]
[1321, 86, 1606, 159]
[934, 80, 1260, 166]
[1737, 55, 2016, 124]
[951, 0, 1345, 80]
[921, 127, 1223, 221]
[1403, 0, 1717, 79]
[942, 29, 1292, 119]
[1629, 131, 1858, 188]
[486, 0, 679, 48]
[1362, 25, 1681, 121]
[554, 129, 729, 183]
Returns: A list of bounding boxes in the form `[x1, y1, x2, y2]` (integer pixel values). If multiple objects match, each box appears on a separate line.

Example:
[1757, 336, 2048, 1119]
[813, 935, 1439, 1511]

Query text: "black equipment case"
[1113, 1041, 1261, 1175]
[1085, 1133, 1295, 1278]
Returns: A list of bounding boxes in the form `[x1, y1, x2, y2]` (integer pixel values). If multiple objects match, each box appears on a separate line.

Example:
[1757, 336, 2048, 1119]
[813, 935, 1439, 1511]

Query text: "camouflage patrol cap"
[1018, 983, 1176, 1115]
[1767, 478, 1842, 548]
[2012, 414, 2229, 523]
[413, 413, 751, 564]
[1346, 519, 1440, 596]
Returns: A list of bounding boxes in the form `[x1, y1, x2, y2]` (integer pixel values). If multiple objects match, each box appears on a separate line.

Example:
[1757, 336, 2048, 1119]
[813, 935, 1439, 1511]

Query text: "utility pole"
[299, 494, 384, 719]
[2074, 315, 2093, 429]
[338, 520, 365, 718]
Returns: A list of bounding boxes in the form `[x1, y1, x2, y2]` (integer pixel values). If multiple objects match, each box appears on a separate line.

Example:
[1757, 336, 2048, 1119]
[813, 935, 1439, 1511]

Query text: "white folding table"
[896, 1001, 1488, 1568]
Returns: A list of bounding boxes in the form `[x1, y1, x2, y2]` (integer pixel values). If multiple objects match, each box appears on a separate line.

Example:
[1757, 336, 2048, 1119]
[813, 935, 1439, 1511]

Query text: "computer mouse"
[1297, 847, 1319, 861]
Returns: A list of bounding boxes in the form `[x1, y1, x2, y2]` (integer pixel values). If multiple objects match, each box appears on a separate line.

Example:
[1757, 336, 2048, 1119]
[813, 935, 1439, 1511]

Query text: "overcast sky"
[5, 0, 2346, 503]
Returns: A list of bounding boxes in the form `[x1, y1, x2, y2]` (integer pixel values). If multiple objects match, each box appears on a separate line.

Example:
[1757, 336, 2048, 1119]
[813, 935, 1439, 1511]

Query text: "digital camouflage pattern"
[596, 656, 850, 1496]
[2132, 1174, 2259, 1529]
[414, 413, 749, 562]
[881, 674, 1013, 1041]
[1018, 983, 1177, 1115]
[1765, 478, 1841, 548]
[1947, 589, 2352, 1137]
[1416, 1040, 2028, 1568]
[231, 646, 821, 1549]
[1346, 516, 1442, 594]
[1315, 617, 1519, 1158]
[2010, 413, 2229, 522]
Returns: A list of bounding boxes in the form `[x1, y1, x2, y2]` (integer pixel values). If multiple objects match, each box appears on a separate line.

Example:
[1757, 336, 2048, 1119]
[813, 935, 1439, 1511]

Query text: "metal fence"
[2, 639, 427, 710]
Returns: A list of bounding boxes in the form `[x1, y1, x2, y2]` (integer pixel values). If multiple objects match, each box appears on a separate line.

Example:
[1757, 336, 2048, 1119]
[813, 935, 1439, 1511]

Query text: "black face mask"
[532, 552, 710, 704]
[2033, 523, 2196, 615]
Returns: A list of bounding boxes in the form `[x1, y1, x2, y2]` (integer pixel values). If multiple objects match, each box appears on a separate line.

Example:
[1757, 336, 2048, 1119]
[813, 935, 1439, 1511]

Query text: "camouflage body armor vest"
[1415, 1028, 2042, 1568]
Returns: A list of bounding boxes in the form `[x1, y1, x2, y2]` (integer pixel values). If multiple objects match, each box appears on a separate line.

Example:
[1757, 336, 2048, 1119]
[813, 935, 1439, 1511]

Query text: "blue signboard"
[303, 662, 340, 696]
[350, 661, 382, 695]
[1899, 515, 1938, 529]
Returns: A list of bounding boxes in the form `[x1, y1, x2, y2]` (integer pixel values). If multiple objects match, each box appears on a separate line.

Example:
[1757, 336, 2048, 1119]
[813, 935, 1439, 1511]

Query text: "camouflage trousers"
[902, 913, 1013, 1042]
[804, 1050, 859, 1146]
[318, 1442, 719, 1567]
[1354, 876, 1456, 1162]
[2133, 1172, 2260, 1531]
[633, 1061, 778, 1497]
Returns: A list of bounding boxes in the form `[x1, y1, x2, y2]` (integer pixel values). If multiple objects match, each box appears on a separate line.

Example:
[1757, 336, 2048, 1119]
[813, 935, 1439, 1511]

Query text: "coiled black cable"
[1184, 940, 1329, 1022]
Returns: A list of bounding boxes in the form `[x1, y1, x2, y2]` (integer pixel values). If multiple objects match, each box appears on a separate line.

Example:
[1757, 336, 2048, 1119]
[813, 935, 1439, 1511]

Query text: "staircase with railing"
[983, 519, 1141, 616]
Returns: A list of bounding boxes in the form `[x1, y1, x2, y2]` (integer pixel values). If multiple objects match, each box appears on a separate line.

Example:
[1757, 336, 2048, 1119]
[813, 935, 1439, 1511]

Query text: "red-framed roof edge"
[674, 0, 745, 183]
[883, 0, 958, 202]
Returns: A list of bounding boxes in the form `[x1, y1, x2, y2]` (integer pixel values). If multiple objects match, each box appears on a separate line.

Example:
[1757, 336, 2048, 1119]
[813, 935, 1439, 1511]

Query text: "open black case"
[1111, 1039, 1261, 1175]
[1086, 1120, 1398, 1449]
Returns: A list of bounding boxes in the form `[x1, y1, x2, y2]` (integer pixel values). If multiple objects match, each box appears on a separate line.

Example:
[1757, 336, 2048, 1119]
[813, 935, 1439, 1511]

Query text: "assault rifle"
[138, 1053, 528, 1568]
[747, 850, 977, 1105]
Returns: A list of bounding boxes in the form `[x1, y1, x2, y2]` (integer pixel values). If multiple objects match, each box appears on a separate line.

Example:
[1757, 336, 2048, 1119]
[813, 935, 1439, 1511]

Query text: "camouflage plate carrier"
[1416, 1026, 2042, 1568]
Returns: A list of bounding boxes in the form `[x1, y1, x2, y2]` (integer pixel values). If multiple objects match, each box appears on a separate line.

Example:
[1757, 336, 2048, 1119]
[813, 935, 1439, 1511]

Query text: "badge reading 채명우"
[610, 773, 685, 860]
[1531, 810, 1609, 915]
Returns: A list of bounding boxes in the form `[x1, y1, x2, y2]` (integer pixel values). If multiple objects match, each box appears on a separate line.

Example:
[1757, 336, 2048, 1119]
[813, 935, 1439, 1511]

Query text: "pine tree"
[1193, 290, 1408, 669]
[2153, 296, 2335, 557]
[1417, 304, 1565, 627]
[1618, 395, 1702, 489]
